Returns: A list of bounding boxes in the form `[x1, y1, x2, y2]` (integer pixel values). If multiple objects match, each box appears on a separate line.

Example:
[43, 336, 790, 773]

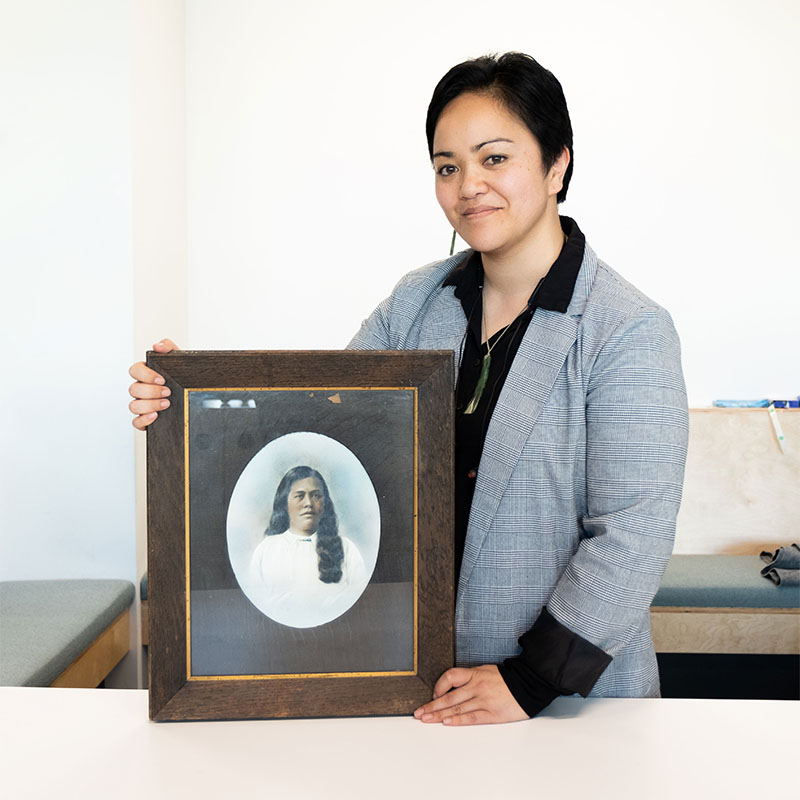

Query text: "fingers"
[129, 380, 170, 401]
[132, 411, 158, 431]
[432, 667, 472, 699]
[421, 703, 487, 726]
[129, 395, 170, 429]
[128, 338, 179, 387]
[129, 397, 170, 416]
[128, 381, 170, 428]
[414, 686, 473, 722]
[129, 361, 166, 386]
[128, 362, 170, 430]
[127, 339, 179, 430]
[438, 709, 496, 726]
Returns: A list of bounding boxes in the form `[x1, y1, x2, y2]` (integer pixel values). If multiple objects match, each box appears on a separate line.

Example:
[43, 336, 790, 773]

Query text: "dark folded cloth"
[762, 569, 800, 586]
[760, 544, 800, 586]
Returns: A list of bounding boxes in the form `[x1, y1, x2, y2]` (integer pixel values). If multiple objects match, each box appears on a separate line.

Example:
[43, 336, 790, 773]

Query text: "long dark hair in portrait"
[266, 465, 344, 583]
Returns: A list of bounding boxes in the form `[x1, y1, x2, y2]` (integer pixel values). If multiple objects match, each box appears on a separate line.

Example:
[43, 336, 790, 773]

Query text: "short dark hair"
[266, 465, 344, 583]
[425, 52, 574, 203]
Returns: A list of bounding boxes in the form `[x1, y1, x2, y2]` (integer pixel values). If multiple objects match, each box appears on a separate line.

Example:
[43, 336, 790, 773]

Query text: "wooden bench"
[650, 555, 800, 654]
[0, 580, 135, 687]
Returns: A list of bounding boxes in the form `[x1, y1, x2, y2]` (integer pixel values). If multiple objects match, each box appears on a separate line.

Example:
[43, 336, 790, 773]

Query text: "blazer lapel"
[456, 246, 598, 595]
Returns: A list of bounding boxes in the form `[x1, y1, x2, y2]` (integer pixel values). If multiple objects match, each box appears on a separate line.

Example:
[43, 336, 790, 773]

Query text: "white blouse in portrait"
[248, 530, 368, 628]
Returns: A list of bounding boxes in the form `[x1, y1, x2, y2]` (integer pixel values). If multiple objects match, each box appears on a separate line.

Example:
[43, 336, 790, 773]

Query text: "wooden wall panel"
[675, 409, 799, 554]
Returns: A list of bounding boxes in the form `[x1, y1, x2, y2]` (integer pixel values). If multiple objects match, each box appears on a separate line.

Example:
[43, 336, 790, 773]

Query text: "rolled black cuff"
[499, 607, 613, 713]
[497, 659, 559, 718]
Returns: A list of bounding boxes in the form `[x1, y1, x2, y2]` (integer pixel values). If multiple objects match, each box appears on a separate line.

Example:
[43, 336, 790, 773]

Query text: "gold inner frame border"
[183, 385, 419, 682]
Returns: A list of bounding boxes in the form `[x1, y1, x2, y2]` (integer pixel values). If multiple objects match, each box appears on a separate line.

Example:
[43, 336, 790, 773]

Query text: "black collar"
[443, 215, 585, 316]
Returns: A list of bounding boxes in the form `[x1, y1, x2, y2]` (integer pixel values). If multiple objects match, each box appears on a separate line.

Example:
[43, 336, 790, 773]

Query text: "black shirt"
[442, 216, 612, 717]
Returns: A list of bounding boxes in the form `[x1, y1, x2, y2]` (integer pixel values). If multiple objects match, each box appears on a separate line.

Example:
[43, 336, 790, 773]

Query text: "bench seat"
[650, 555, 800, 654]
[0, 580, 135, 687]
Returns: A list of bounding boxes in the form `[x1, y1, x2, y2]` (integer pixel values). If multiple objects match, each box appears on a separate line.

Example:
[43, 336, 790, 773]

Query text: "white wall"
[0, 2, 135, 583]
[1, 0, 797, 687]
[185, 0, 799, 405]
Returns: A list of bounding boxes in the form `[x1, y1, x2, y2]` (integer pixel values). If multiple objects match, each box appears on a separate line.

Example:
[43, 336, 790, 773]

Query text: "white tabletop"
[1, 687, 797, 800]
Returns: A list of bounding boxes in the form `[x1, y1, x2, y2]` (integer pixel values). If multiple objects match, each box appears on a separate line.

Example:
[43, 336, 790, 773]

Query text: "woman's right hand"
[128, 338, 179, 430]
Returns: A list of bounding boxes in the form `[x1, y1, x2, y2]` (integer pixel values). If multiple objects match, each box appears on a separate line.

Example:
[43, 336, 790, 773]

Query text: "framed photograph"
[146, 350, 454, 721]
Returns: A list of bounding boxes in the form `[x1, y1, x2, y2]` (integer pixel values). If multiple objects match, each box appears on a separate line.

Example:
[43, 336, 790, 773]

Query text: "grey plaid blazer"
[349, 242, 689, 698]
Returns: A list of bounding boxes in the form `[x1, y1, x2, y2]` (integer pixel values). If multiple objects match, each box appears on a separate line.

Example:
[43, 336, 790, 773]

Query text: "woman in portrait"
[129, 52, 688, 725]
[250, 465, 366, 601]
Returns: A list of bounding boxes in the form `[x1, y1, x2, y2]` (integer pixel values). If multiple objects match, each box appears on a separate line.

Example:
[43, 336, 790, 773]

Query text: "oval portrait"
[227, 431, 380, 628]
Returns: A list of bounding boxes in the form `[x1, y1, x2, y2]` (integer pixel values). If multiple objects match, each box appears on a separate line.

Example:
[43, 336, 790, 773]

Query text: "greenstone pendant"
[463, 352, 491, 414]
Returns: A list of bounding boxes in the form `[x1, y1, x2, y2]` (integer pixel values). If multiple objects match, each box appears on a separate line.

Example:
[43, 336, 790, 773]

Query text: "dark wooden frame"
[147, 350, 454, 721]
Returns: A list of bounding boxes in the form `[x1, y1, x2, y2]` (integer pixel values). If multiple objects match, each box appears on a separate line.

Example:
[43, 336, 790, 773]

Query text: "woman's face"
[432, 92, 566, 261]
[286, 477, 325, 535]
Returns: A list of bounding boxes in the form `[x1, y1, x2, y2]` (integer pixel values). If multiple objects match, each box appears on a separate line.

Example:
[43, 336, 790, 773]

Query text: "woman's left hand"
[413, 665, 529, 725]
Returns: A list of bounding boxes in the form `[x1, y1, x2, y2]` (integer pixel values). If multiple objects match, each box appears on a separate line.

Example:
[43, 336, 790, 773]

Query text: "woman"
[249, 465, 367, 612]
[129, 52, 688, 725]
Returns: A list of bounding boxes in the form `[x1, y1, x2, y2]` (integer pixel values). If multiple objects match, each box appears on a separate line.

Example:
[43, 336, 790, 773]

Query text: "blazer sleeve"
[545, 304, 689, 660]
[348, 299, 393, 350]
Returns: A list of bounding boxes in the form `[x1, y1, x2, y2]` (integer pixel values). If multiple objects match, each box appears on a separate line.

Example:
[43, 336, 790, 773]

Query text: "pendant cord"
[463, 274, 546, 416]
[481, 302, 525, 357]
[463, 306, 523, 415]
[478, 312, 527, 429]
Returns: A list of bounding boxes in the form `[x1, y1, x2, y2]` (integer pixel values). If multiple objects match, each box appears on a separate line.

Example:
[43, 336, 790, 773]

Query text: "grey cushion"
[652, 555, 800, 609]
[0, 579, 135, 686]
